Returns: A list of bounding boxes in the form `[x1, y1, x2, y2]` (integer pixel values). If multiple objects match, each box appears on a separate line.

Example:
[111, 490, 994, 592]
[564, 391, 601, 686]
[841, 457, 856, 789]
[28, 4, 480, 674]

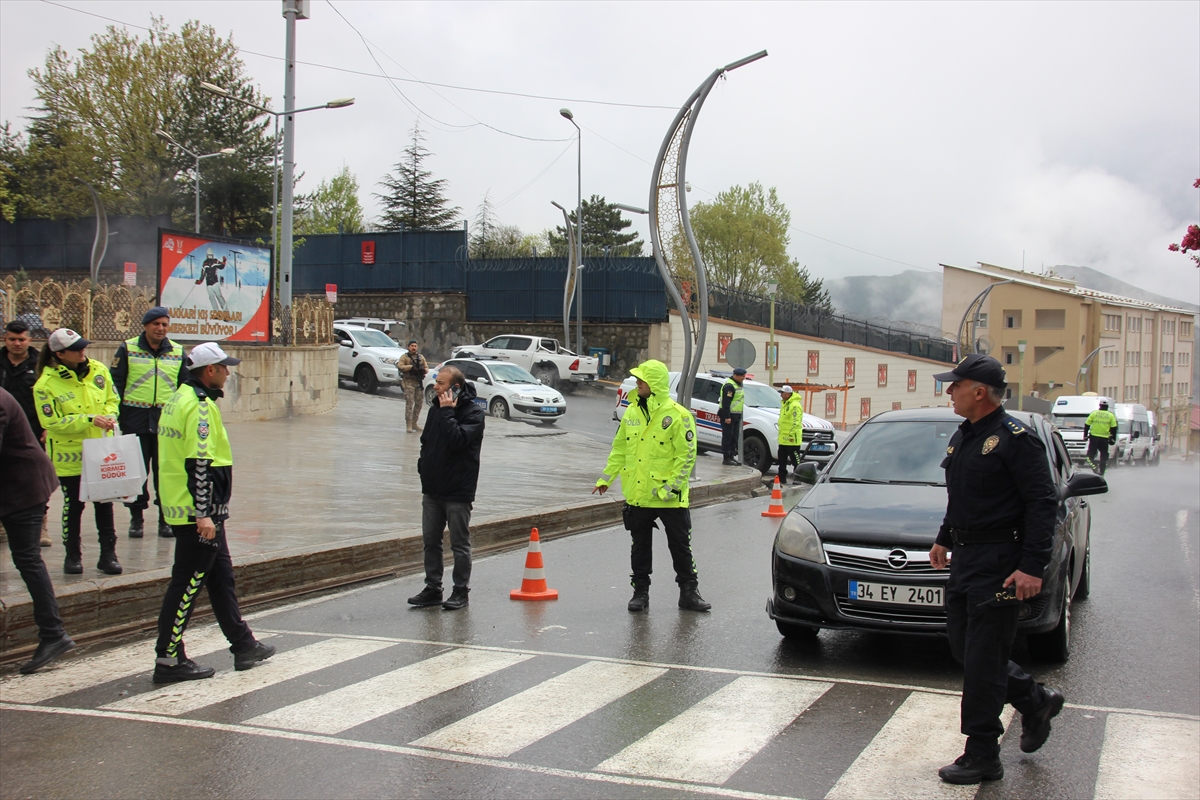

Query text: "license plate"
[541, 406, 557, 413]
[848, 581, 943, 607]
[808, 443, 831, 453]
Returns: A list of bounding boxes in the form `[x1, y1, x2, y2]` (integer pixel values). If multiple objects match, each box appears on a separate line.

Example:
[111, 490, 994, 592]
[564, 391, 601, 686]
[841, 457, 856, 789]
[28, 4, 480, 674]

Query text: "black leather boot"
[97, 548, 122, 575]
[678, 582, 711, 612]
[628, 584, 650, 612]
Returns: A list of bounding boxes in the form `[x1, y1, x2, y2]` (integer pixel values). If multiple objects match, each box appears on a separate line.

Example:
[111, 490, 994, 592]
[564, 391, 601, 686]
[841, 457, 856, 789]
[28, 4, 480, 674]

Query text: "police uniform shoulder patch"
[946, 445, 954, 454]
[111, 354, 121, 367]
[662, 415, 673, 429]
[1003, 418, 1026, 435]
[982, 435, 1000, 455]
[41, 403, 53, 417]
[198, 420, 209, 439]
[686, 430, 694, 442]
[94, 374, 105, 388]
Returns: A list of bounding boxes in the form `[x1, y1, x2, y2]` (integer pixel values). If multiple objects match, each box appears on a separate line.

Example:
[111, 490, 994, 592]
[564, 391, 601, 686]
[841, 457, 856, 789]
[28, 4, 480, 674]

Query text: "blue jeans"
[2, 503, 66, 641]
[421, 496, 472, 592]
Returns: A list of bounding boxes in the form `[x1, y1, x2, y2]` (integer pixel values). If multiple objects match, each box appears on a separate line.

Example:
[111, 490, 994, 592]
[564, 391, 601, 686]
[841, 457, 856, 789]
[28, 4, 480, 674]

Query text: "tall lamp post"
[199, 82, 353, 257]
[155, 131, 235, 234]
[560, 108, 583, 355]
[767, 279, 779, 387]
[1076, 344, 1116, 394]
[1017, 340, 1027, 410]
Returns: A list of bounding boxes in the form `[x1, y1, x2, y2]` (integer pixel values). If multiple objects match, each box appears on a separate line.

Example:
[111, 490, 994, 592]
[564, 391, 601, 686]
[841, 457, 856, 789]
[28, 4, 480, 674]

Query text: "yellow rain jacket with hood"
[597, 360, 697, 507]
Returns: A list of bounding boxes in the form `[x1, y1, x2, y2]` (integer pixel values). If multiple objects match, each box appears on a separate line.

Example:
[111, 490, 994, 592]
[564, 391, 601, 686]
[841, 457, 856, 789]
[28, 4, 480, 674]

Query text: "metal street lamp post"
[1076, 344, 1116, 394]
[1017, 340, 1027, 410]
[560, 108, 583, 355]
[155, 130, 236, 233]
[768, 279, 779, 387]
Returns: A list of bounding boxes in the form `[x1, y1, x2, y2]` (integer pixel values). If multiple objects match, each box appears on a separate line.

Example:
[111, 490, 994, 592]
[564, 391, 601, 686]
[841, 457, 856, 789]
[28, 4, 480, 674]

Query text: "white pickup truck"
[451, 335, 598, 390]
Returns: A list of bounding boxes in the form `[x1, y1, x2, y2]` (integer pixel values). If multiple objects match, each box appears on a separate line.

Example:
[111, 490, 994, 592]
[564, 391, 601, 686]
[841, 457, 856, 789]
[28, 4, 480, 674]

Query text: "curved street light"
[560, 108, 583, 355]
[550, 200, 577, 347]
[155, 129, 236, 233]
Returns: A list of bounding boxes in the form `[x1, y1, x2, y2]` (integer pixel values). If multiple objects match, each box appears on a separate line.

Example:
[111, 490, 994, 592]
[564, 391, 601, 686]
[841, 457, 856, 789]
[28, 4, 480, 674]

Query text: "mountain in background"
[826, 265, 1199, 334]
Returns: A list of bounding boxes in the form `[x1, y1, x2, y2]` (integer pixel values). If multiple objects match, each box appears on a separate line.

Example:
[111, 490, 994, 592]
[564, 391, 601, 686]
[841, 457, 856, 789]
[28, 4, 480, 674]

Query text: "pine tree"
[547, 194, 643, 257]
[375, 124, 461, 231]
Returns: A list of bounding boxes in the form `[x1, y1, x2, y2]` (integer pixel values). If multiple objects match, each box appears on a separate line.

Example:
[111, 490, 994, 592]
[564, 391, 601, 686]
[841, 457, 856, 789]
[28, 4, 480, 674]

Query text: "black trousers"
[125, 430, 162, 519]
[155, 521, 255, 660]
[625, 504, 699, 587]
[721, 413, 743, 459]
[57, 475, 115, 558]
[2, 503, 65, 641]
[1086, 435, 1111, 474]
[945, 543, 1045, 757]
[777, 445, 802, 480]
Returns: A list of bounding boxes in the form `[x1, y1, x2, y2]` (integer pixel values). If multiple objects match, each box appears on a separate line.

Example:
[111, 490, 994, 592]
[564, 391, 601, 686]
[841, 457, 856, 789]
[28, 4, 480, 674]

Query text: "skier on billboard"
[196, 248, 228, 312]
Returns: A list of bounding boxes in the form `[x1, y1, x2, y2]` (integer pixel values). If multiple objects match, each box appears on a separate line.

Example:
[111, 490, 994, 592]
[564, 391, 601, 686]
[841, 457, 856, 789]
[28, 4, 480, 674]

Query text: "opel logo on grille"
[887, 549, 909, 569]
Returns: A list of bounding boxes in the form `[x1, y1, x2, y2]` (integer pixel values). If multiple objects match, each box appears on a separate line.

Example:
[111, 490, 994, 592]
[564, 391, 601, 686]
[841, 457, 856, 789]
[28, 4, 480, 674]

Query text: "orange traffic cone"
[510, 528, 559, 601]
[762, 476, 787, 518]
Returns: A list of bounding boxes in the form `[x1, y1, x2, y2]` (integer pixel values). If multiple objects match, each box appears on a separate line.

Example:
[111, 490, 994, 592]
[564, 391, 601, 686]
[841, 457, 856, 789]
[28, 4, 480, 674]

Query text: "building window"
[877, 364, 888, 387]
[1144, 383, 1151, 400]
[976, 313, 988, 329]
[1125, 351, 1140, 366]
[1161, 382, 1171, 396]
[1180, 352, 1191, 367]
[907, 369, 917, 392]
[807, 350, 820, 376]
[1127, 316, 1142, 333]
[1035, 309, 1066, 329]
[1103, 314, 1122, 332]
[860, 397, 871, 420]
[1162, 352, 1174, 366]
[1003, 310, 1022, 329]
[1103, 350, 1118, 367]
[1180, 382, 1189, 395]
[1182, 321, 1193, 338]
[1003, 347, 1016, 365]
[1163, 319, 1176, 335]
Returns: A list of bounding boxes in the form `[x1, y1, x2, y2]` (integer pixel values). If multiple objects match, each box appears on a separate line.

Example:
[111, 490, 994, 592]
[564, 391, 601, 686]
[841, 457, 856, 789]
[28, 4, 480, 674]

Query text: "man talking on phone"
[407, 365, 485, 611]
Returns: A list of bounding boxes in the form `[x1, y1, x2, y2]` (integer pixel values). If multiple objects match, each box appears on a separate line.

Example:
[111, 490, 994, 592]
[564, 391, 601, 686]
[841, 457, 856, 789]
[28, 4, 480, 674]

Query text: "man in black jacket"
[408, 365, 485, 611]
[2, 320, 51, 547]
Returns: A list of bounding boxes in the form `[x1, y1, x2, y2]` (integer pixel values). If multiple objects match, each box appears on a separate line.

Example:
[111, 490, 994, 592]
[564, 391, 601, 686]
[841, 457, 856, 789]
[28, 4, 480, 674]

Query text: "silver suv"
[334, 324, 406, 393]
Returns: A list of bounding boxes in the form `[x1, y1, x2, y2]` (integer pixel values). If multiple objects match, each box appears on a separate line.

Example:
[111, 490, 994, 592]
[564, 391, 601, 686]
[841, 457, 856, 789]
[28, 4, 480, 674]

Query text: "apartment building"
[941, 262, 1195, 446]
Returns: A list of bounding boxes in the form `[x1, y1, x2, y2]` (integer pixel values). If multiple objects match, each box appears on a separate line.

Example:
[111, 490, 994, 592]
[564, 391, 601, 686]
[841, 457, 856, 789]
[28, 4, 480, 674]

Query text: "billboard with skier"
[156, 229, 273, 342]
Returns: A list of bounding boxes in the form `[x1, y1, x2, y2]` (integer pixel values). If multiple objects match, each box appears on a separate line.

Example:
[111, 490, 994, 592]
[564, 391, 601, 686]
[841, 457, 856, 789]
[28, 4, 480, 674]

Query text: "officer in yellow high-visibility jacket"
[111, 306, 188, 538]
[32, 329, 122, 576]
[593, 359, 710, 613]
[777, 385, 805, 483]
[151, 342, 273, 684]
[1084, 400, 1118, 475]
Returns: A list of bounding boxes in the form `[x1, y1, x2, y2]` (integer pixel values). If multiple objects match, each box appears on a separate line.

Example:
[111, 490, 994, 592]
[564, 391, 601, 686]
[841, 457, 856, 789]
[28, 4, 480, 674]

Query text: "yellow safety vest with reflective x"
[778, 393, 804, 447]
[120, 336, 184, 408]
[1085, 409, 1118, 439]
[158, 381, 233, 525]
[596, 359, 697, 508]
[722, 377, 744, 414]
[33, 358, 121, 477]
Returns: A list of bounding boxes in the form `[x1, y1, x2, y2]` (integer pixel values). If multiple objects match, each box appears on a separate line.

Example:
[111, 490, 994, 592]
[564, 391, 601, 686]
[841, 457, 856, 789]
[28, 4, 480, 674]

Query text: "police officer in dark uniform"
[719, 367, 747, 465]
[928, 353, 1065, 785]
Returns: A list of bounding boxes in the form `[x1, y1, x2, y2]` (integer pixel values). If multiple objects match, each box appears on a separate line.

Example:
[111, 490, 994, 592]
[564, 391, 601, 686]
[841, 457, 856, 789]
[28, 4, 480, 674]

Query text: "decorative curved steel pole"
[648, 50, 767, 407]
[77, 180, 109, 285]
[551, 201, 578, 349]
[956, 279, 1014, 356]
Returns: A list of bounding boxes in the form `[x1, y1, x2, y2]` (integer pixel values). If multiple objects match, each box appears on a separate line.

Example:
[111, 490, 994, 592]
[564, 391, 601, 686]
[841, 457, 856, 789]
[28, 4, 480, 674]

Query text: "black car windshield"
[828, 420, 961, 484]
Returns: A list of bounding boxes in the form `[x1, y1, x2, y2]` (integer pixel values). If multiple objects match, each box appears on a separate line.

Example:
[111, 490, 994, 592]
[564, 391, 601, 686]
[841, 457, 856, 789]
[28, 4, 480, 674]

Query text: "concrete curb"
[0, 470, 759, 663]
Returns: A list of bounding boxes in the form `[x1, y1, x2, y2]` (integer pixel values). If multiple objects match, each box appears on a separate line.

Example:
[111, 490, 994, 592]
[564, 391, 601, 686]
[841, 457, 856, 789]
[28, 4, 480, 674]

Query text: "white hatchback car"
[614, 371, 838, 472]
[423, 357, 567, 424]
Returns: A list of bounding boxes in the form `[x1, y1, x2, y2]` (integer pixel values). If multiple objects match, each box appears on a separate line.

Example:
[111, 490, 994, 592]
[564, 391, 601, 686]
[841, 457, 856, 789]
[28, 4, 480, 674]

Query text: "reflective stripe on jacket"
[778, 394, 804, 446]
[33, 358, 120, 477]
[597, 359, 697, 508]
[158, 380, 234, 524]
[119, 336, 185, 408]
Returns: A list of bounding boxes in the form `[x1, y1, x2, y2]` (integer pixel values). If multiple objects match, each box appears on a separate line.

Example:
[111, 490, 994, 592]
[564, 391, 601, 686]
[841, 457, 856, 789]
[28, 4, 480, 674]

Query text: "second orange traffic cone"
[510, 528, 559, 601]
[762, 476, 787, 517]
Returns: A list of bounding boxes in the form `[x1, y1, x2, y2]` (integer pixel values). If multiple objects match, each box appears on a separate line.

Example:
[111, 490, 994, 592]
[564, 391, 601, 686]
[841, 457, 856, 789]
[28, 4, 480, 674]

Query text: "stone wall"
[324, 291, 651, 379]
[44, 342, 338, 423]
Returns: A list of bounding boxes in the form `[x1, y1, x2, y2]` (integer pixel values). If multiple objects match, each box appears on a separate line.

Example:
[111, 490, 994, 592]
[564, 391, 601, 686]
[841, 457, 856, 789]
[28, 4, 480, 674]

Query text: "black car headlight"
[775, 512, 824, 563]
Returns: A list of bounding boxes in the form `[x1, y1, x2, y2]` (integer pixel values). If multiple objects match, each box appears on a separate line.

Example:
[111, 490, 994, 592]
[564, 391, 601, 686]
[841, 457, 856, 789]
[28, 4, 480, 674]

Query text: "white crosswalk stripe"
[101, 637, 391, 716]
[0, 629, 275, 705]
[1093, 713, 1200, 800]
[244, 648, 533, 734]
[6, 632, 1200, 799]
[596, 675, 832, 784]
[410, 660, 668, 757]
[826, 690, 1014, 800]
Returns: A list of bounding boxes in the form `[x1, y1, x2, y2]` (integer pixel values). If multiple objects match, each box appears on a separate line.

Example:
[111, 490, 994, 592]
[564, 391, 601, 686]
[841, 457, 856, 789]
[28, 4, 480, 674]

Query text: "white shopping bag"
[79, 425, 146, 503]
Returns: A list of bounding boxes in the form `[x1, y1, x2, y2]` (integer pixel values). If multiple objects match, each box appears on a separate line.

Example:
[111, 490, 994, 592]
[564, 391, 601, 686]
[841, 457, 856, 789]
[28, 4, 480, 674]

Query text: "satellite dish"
[975, 335, 993, 355]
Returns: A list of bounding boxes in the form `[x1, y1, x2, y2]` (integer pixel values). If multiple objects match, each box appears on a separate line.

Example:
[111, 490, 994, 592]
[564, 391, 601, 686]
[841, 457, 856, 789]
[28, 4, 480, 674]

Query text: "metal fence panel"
[292, 230, 466, 293]
[466, 257, 666, 323]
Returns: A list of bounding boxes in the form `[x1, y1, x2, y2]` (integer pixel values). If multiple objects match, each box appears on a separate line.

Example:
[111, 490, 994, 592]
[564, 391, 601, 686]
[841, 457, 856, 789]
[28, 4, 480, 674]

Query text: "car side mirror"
[338, 340, 350, 347]
[1064, 471, 1108, 499]
[795, 462, 819, 485]
[476, 377, 490, 385]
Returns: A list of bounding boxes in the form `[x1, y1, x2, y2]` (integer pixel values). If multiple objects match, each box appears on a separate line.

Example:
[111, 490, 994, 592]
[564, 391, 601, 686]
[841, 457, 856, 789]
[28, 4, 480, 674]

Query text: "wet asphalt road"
[1, 451, 1196, 799]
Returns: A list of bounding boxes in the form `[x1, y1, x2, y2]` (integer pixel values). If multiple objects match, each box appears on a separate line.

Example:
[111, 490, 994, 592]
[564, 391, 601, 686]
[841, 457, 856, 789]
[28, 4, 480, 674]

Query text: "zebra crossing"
[2, 627, 1197, 800]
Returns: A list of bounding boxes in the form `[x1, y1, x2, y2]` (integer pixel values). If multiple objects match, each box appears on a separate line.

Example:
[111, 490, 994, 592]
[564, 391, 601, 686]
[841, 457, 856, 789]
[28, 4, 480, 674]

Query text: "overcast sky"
[2, 1, 1197, 305]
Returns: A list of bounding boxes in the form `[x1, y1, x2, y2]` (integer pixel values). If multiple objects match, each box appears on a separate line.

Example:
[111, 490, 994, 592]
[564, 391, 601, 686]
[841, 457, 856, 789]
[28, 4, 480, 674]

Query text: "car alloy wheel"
[489, 397, 509, 419]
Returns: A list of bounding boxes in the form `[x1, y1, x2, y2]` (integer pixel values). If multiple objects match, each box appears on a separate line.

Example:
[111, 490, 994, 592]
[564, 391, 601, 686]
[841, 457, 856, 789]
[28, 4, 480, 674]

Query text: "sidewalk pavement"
[0, 390, 760, 660]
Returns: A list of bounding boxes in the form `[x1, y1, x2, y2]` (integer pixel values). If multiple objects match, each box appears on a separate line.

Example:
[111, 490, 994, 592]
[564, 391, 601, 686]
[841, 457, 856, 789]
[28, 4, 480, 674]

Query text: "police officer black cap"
[732, 368, 747, 376]
[932, 353, 1007, 389]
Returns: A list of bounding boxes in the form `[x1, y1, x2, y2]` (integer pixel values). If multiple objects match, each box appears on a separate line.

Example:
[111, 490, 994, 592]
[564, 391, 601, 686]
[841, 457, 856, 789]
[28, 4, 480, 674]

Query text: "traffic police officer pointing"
[594, 359, 710, 613]
[929, 353, 1064, 785]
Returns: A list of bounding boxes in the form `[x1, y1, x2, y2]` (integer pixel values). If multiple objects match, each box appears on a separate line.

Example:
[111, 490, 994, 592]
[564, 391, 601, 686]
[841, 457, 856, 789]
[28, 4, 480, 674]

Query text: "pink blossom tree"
[1167, 178, 1200, 266]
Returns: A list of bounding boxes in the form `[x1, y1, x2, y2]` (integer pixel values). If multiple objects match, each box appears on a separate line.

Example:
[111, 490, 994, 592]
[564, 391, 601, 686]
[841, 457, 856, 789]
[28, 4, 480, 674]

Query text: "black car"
[766, 408, 1108, 661]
